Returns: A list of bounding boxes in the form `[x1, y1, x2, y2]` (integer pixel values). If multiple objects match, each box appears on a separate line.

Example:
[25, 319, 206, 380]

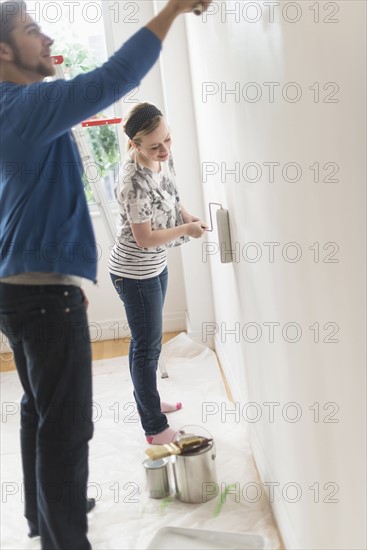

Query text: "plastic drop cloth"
[0, 333, 281, 549]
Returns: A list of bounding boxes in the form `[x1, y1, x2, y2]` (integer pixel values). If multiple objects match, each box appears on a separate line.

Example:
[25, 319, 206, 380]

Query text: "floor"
[0, 333, 283, 549]
[1, 332, 234, 400]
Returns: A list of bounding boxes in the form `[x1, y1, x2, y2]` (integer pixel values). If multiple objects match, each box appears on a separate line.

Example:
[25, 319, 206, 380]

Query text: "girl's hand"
[186, 221, 207, 238]
[181, 207, 208, 227]
[192, 217, 209, 230]
[189, 215, 209, 230]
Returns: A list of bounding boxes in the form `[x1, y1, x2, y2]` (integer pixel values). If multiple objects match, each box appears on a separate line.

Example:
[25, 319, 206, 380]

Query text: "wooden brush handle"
[145, 443, 180, 461]
[145, 437, 212, 461]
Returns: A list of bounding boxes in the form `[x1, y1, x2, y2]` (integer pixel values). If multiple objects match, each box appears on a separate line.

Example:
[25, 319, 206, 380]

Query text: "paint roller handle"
[193, 2, 205, 15]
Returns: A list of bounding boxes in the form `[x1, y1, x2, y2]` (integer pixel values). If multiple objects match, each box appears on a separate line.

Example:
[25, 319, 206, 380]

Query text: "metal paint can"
[143, 458, 171, 499]
[172, 440, 218, 503]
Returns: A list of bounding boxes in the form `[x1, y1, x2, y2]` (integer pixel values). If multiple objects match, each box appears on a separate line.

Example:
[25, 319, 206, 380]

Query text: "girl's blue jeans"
[110, 267, 169, 436]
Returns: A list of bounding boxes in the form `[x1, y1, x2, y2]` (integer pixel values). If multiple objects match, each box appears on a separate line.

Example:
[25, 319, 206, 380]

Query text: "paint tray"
[146, 526, 269, 549]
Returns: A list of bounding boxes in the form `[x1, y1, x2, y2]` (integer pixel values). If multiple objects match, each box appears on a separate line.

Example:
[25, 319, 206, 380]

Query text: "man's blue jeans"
[0, 283, 93, 550]
[110, 267, 169, 436]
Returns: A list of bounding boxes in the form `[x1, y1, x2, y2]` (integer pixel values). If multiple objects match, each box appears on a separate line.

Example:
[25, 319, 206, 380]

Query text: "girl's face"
[135, 118, 172, 163]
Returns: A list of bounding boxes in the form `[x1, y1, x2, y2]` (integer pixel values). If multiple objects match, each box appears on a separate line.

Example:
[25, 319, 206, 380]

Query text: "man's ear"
[0, 42, 14, 63]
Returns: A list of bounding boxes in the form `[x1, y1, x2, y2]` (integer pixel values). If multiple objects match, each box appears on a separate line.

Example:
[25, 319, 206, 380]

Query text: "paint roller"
[192, 2, 204, 16]
[206, 203, 233, 263]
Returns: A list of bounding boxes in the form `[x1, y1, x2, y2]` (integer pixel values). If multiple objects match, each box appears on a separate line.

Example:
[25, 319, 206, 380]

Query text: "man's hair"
[0, 0, 26, 45]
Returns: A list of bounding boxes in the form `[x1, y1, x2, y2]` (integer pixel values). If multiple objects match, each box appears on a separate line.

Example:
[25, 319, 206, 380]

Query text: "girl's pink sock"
[161, 401, 182, 413]
[146, 427, 179, 445]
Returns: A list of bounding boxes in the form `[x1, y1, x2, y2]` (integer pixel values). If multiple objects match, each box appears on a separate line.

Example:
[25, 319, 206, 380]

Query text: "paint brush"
[145, 435, 212, 461]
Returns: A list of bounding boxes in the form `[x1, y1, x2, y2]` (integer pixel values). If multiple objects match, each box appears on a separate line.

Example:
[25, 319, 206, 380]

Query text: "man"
[0, 0, 211, 548]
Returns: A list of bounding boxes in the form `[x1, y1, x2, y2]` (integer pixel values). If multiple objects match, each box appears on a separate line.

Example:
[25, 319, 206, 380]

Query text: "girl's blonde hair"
[123, 102, 162, 151]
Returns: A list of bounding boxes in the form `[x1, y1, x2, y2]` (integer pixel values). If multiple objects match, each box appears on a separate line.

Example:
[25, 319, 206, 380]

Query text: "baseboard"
[162, 311, 187, 333]
[0, 337, 12, 353]
[0, 314, 187, 350]
[214, 335, 241, 402]
[215, 335, 294, 550]
[250, 427, 297, 550]
[185, 311, 214, 349]
[88, 312, 187, 343]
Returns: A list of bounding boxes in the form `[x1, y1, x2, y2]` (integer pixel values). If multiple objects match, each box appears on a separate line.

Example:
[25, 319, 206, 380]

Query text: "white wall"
[184, 1, 366, 549]
[66, 1, 366, 547]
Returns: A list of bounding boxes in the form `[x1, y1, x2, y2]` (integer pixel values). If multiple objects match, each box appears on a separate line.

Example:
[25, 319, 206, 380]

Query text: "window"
[31, 0, 121, 205]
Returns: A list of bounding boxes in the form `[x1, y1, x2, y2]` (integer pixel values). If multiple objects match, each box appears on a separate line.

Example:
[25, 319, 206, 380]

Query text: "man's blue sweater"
[0, 28, 161, 283]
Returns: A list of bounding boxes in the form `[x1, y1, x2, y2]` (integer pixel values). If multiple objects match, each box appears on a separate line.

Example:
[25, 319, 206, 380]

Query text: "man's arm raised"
[146, 0, 212, 41]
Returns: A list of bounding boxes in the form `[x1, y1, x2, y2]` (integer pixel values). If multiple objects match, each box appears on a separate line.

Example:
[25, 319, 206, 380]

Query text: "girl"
[109, 103, 207, 444]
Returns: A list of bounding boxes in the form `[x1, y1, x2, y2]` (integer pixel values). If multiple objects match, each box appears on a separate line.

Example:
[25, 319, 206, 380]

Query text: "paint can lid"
[143, 458, 168, 469]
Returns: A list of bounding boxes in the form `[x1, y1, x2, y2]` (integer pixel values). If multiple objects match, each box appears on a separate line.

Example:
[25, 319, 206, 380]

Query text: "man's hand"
[167, 0, 212, 15]
[146, 0, 213, 41]
[80, 288, 89, 311]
